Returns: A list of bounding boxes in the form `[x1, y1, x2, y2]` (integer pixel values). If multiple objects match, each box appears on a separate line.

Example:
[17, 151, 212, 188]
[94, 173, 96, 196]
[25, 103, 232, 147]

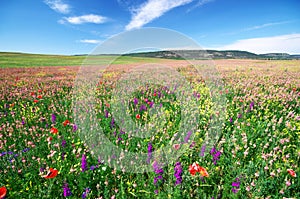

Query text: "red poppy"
[189, 162, 200, 176]
[287, 169, 296, 177]
[153, 93, 157, 97]
[136, 114, 141, 119]
[47, 136, 53, 142]
[30, 92, 35, 96]
[0, 186, 7, 199]
[38, 89, 42, 93]
[189, 163, 209, 177]
[37, 95, 42, 99]
[63, 120, 70, 126]
[42, 168, 58, 179]
[34, 99, 38, 103]
[199, 166, 209, 177]
[50, 127, 58, 134]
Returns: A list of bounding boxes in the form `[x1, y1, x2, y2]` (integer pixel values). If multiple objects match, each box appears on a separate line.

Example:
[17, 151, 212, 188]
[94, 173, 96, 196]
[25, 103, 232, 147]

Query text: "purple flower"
[62, 152, 66, 160]
[110, 117, 115, 129]
[82, 188, 91, 198]
[148, 101, 154, 108]
[73, 124, 78, 132]
[147, 142, 153, 164]
[210, 147, 221, 165]
[22, 119, 25, 125]
[231, 178, 241, 194]
[174, 162, 182, 186]
[51, 113, 56, 124]
[154, 190, 158, 194]
[200, 144, 206, 157]
[249, 101, 254, 110]
[104, 110, 109, 118]
[184, 131, 193, 143]
[63, 183, 72, 197]
[90, 165, 96, 170]
[229, 117, 233, 123]
[61, 140, 66, 148]
[139, 104, 147, 111]
[81, 154, 87, 172]
[22, 148, 30, 153]
[133, 98, 138, 106]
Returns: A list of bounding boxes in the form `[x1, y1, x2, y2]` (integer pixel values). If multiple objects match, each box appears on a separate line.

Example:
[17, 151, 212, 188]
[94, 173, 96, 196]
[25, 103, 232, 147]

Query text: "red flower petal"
[287, 169, 296, 177]
[43, 168, 58, 179]
[0, 186, 7, 199]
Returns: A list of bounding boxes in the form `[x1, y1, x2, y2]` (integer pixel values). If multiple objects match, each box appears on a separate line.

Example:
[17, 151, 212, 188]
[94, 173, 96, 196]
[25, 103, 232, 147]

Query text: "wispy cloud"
[187, 0, 215, 12]
[44, 0, 71, 14]
[79, 39, 102, 44]
[244, 21, 292, 31]
[60, 14, 108, 24]
[216, 33, 300, 54]
[125, 0, 194, 31]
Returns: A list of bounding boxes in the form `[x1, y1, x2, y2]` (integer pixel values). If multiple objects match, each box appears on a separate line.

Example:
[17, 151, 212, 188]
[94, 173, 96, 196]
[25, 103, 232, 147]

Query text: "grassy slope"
[0, 52, 166, 68]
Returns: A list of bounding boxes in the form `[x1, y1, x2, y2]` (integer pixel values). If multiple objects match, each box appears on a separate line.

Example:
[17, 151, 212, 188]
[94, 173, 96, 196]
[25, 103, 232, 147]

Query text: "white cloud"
[244, 21, 292, 31]
[62, 14, 108, 24]
[125, 0, 194, 31]
[44, 0, 71, 14]
[79, 39, 102, 44]
[187, 0, 215, 12]
[216, 34, 300, 54]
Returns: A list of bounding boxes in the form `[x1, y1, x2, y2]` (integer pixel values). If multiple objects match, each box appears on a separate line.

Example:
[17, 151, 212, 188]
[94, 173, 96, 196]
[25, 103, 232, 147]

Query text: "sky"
[0, 0, 300, 55]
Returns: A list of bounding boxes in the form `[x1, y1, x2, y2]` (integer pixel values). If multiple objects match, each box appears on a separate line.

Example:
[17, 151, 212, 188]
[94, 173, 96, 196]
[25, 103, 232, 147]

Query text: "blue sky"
[0, 0, 299, 55]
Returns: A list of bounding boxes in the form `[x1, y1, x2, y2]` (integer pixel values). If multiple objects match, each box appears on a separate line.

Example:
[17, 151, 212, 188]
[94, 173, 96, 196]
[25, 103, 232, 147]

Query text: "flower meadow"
[0, 59, 299, 198]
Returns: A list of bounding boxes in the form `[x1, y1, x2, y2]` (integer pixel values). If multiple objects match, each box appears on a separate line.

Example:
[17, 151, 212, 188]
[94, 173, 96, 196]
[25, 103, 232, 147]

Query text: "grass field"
[0, 55, 299, 198]
[0, 52, 167, 68]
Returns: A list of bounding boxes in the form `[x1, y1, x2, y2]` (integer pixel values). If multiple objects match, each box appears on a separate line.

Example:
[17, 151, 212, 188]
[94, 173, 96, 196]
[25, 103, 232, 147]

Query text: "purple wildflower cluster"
[147, 142, 152, 164]
[232, 178, 241, 194]
[174, 162, 183, 186]
[153, 161, 164, 194]
[82, 188, 91, 198]
[184, 131, 193, 143]
[63, 183, 72, 197]
[210, 147, 221, 165]
[81, 154, 87, 172]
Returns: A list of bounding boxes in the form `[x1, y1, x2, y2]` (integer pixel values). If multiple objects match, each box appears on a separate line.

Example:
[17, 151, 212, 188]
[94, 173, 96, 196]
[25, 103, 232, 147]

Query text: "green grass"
[0, 52, 166, 68]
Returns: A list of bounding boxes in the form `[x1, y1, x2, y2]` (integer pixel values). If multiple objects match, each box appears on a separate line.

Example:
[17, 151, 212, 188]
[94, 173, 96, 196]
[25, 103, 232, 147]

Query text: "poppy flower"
[136, 114, 141, 119]
[37, 95, 42, 99]
[63, 120, 70, 126]
[30, 92, 35, 96]
[153, 93, 157, 97]
[189, 162, 200, 176]
[189, 163, 209, 177]
[50, 127, 58, 134]
[0, 186, 7, 199]
[47, 136, 53, 142]
[199, 166, 209, 177]
[34, 99, 38, 103]
[42, 168, 58, 179]
[287, 169, 296, 177]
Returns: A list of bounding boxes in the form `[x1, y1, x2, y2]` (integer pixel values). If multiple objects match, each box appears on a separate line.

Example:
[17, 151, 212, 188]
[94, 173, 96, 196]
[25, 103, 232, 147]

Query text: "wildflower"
[81, 154, 87, 172]
[287, 169, 296, 177]
[133, 98, 138, 106]
[62, 140, 66, 148]
[82, 188, 91, 198]
[286, 180, 291, 187]
[173, 143, 180, 150]
[174, 162, 183, 186]
[184, 131, 192, 143]
[63, 183, 72, 197]
[0, 186, 7, 199]
[200, 144, 206, 157]
[51, 113, 56, 123]
[42, 168, 58, 179]
[73, 124, 78, 132]
[147, 142, 152, 164]
[37, 95, 42, 99]
[50, 127, 58, 134]
[63, 120, 70, 126]
[47, 136, 53, 142]
[136, 114, 141, 119]
[34, 99, 38, 103]
[210, 147, 221, 165]
[189, 162, 209, 177]
[232, 178, 241, 194]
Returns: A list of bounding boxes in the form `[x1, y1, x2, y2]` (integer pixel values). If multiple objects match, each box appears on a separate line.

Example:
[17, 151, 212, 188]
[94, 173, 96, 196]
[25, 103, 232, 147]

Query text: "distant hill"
[124, 50, 300, 60]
